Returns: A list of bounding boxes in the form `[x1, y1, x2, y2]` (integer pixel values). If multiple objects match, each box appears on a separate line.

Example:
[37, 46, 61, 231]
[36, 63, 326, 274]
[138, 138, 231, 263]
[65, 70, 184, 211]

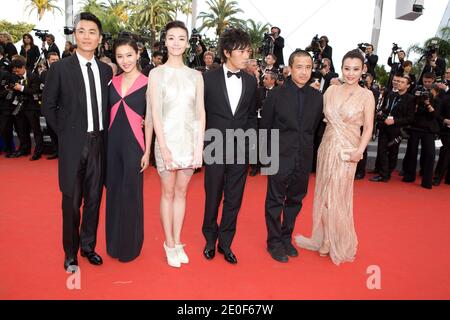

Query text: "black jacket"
[273, 36, 285, 66]
[260, 79, 323, 173]
[42, 54, 112, 195]
[20, 45, 40, 71]
[380, 91, 415, 128]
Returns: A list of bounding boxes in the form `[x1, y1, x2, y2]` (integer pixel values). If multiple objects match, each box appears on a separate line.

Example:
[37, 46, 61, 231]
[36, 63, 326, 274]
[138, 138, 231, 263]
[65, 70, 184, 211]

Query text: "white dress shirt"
[223, 64, 243, 115]
[76, 52, 103, 132]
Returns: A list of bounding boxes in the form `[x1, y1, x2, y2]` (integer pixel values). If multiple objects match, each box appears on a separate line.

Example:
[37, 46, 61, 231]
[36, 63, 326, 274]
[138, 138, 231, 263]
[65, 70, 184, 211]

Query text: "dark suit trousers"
[202, 163, 248, 252]
[403, 130, 435, 188]
[62, 132, 104, 258]
[434, 134, 450, 181]
[0, 111, 14, 152]
[265, 160, 309, 250]
[15, 110, 43, 154]
[377, 126, 401, 179]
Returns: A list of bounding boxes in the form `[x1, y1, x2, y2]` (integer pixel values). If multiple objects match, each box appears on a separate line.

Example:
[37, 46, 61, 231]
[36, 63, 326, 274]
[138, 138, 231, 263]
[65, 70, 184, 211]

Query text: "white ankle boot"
[175, 244, 189, 264]
[164, 242, 181, 268]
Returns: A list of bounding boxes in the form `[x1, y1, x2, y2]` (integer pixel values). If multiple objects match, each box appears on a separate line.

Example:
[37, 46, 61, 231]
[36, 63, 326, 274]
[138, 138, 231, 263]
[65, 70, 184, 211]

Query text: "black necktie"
[86, 62, 100, 132]
[227, 70, 241, 79]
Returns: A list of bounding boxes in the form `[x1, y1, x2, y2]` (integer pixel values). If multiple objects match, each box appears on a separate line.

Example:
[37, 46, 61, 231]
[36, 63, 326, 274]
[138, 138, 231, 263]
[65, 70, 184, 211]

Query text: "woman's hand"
[193, 145, 203, 169]
[161, 147, 174, 170]
[349, 150, 363, 163]
[140, 152, 150, 173]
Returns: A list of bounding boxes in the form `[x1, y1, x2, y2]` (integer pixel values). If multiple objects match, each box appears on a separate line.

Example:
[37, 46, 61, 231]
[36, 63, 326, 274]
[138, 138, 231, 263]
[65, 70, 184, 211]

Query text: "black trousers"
[403, 130, 436, 188]
[377, 126, 401, 179]
[265, 160, 309, 250]
[15, 109, 43, 154]
[62, 133, 104, 258]
[0, 111, 14, 152]
[434, 133, 450, 182]
[202, 163, 248, 253]
[46, 122, 58, 154]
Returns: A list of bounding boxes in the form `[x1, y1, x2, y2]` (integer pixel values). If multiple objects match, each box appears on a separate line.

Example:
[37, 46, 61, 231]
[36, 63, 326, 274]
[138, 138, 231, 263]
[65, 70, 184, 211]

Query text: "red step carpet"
[0, 156, 449, 300]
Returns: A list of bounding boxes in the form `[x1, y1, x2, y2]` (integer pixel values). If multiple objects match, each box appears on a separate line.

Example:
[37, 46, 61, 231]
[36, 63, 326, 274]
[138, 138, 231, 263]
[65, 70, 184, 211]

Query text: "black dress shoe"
[30, 153, 41, 161]
[80, 251, 103, 265]
[47, 153, 58, 160]
[355, 173, 365, 180]
[421, 183, 432, 190]
[267, 248, 288, 263]
[5, 152, 15, 158]
[203, 247, 216, 260]
[369, 175, 388, 182]
[10, 150, 30, 158]
[218, 247, 238, 264]
[432, 178, 441, 186]
[402, 177, 415, 183]
[64, 256, 78, 272]
[284, 243, 298, 257]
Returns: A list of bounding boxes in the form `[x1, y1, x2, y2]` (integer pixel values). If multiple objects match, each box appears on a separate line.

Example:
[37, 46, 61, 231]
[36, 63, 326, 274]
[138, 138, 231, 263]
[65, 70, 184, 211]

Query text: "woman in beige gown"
[147, 21, 205, 268]
[295, 50, 375, 265]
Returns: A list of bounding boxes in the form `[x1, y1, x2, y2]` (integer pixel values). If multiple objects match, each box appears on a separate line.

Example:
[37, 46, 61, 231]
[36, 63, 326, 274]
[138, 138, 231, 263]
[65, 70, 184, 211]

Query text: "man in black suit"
[270, 27, 284, 67]
[419, 49, 446, 84]
[318, 58, 338, 94]
[319, 36, 334, 73]
[42, 34, 60, 58]
[202, 27, 258, 264]
[370, 74, 415, 183]
[7, 56, 43, 160]
[260, 49, 323, 263]
[42, 12, 113, 272]
[141, 51, 163, 76]
[365, 44, 378, 79]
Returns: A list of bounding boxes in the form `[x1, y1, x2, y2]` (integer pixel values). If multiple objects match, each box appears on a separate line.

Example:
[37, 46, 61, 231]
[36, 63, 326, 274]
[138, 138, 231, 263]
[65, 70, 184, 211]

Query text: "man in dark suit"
[260, 49, 323, 263]
[270, 27, 284, 67]
[42, 34, 60, 58]
[319, 36, 334, 73]
[42, 12, 113, 272]
[142, 51, 163, 76]
[7, 56, 43, 160]
[318, 58, 338, 94]
[202, 27, 258, 264]
[365, 44, 378, 79]
[419, 49, 446, 84]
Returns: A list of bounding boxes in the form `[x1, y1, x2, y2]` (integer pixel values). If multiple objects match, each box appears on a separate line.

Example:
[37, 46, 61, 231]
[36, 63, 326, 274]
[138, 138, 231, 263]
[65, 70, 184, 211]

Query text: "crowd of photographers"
[0, 26, 449, 188]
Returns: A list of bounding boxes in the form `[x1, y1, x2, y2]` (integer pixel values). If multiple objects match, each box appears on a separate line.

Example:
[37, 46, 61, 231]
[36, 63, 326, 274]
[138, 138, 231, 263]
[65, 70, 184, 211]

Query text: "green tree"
[197, 0, 244, 37]
[25, 0, 62, 21]
[0, 20, 35, 43]
[375, 64, 389, 87]
[245, 19, 270, 58]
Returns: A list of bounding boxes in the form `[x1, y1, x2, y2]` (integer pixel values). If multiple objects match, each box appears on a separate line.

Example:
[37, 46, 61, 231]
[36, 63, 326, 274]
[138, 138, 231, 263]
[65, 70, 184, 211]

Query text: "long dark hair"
[22, 33, 34, 47]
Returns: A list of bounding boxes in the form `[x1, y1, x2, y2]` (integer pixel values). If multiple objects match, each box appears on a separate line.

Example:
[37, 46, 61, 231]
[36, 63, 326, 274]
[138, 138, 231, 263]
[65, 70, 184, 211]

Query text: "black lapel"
[68, 55, 87, 118]
[95, 58, 109, 126]
[219, 66, 233, 116]
[234, 73, 247, 115]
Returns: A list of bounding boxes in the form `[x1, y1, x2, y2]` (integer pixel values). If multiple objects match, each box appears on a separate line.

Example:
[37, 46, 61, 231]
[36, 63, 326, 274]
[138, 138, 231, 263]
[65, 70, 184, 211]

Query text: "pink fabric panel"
[123, 101, 145, 152]
[109, 100, 122, 130]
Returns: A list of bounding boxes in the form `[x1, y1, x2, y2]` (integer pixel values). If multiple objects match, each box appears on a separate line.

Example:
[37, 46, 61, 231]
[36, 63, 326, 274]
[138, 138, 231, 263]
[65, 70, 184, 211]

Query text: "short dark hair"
[152, 50, 163, 58]
[11, 56, 26, 69]
[288, 49, 312, 67]
[341, 49, 364, 68]
[403, 60, 413, 68]
[271, 26, 281, 34]
[395, 73, 411, 84]
[423, 72, 436, 80]
[45, 34, 55, 42]
[219, 27, 251, 62]
[113, 36, 139, 55]
[266, 53, 277, 62]
[264, 71, 277, 81]
[165, 20, 189, 38]
[74, 12, 103, 34]
[47, 51, 59, 60]
[320, 35, 329, 43]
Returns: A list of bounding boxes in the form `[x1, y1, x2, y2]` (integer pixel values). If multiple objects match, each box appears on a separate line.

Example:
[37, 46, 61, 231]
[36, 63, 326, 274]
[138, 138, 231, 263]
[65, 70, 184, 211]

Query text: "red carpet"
[0, 156, 449, 300]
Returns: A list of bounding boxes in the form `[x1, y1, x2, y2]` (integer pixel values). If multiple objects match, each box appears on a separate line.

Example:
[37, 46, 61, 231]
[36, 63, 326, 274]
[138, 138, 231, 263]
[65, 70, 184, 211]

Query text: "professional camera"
[305, 35, 323, 71]
[359, 73, 368, 88]
[277, 64, 285, 81]
[392, 43, 402, 54]
[33, 29, 49, 41]
[358, 43, 370, 52]
[189, 28, 201, 47]
[258, 32, 274, 57]
[64, 26, 74, 35]
[387, 127, 410, 147]
[414, 85, 433, 104]
[424, 40, 439, 60]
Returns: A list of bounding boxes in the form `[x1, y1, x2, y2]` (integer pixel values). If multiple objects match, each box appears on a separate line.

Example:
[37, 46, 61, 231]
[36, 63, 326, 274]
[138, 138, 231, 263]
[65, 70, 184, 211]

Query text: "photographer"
[402, 72, 441, 189]
[0, 46, 11, 72]
[370, 74, 415, 183]
[387, 46, 405, 91]
[402, 60, 416, 94]
[319, 36, 334, 73]
[42, 34, 60, 58]
[188, 31, 207, 69]
[19, 34, 40, 71]
[245, 59, 261, 82]
[435, 67, 450, 95]
[270, 27, 284, 67]
[433, 93, 450, 186]
[142, 50, 163, 76]
[0, 61, 13, 156]
[365, 43, 378, 79]
[419, 48, 446, 84]
[318, 58, 338, 93]
[5, 56, 43, 160]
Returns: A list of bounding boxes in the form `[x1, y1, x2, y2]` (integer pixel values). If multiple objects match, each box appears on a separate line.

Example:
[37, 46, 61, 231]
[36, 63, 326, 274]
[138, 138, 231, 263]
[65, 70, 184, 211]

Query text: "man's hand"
[13, 83, 23, 91]
[310, 81, 320, 90]
[444, 119, 450, 126]
[330, 78, 341, 86]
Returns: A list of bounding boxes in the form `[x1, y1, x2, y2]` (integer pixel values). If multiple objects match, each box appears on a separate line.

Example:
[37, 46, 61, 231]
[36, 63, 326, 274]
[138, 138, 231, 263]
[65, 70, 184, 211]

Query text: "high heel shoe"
[175, 244, 189, 264]
[164, 242, 181, 268]
[319, 240, 330, 257]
